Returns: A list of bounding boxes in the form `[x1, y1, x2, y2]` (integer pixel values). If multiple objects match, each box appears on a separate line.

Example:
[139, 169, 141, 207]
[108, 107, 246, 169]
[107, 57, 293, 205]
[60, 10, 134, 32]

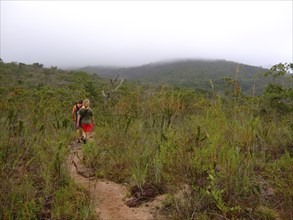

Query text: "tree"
[265, 63, 293, 78]
[263, 63, 293, 113]
[102, 74, 125, 101]
[32, 62, 44, 68]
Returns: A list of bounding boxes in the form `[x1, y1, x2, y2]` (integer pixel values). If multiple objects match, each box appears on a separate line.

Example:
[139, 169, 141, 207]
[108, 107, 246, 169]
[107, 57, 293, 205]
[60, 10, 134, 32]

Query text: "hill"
[1, 60, 293, 219]
[78, 59, 270, 94]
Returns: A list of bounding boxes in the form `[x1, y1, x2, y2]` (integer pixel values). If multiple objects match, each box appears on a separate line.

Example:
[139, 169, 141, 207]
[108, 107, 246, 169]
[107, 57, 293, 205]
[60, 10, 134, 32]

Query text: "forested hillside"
[78, 59, 273, 94]
[1, 60, 292, 219]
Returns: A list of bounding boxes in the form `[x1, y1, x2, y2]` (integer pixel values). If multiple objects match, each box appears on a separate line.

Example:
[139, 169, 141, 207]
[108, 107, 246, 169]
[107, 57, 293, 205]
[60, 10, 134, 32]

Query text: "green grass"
[1, 61, 292, 219]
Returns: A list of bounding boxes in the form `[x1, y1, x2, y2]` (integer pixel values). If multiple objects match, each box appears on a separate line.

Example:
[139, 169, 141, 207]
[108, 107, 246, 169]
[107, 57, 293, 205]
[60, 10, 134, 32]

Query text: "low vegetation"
[78, 59, 275, 95]
[0, 60, 292, 219]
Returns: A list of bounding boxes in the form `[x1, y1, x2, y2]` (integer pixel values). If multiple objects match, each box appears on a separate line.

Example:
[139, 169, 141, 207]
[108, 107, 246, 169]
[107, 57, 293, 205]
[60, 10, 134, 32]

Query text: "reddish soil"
[68, 141, 165, 220]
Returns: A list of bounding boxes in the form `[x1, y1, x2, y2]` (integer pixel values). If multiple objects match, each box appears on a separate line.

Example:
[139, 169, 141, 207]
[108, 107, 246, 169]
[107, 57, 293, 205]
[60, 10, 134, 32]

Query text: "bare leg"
[81, 128, 86, 144]
[86, 132, 91, 141]
[76, 128, 81, 142]
[82, 130, 86, 139]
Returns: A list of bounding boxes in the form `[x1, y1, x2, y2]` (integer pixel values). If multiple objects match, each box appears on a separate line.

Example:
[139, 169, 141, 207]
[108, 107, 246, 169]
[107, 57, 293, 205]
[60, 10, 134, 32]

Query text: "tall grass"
[1, 61, 292, 219]
[0, 86, 96, 219]
[83, 85, 293, 219]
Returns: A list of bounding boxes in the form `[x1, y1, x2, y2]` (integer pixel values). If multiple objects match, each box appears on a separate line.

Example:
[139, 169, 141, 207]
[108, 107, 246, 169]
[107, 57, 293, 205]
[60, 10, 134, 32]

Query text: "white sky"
[0, 1, 292, 68]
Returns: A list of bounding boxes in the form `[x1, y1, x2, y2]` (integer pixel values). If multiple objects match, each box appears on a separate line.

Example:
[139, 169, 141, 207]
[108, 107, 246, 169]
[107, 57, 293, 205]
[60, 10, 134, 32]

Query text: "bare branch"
[113, 78, 125, 92]
[102, 75, 125, 101]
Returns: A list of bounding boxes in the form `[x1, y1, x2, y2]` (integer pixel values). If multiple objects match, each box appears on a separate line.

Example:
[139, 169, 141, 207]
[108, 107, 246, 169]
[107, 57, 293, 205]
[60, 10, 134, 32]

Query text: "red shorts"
[81, 124, 93, 132]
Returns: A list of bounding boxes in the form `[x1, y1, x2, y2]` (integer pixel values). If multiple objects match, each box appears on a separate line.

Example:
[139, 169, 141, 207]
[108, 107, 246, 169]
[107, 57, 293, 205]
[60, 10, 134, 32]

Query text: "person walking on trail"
[77, 99, 95, 144]
[72, 100, 83, 143]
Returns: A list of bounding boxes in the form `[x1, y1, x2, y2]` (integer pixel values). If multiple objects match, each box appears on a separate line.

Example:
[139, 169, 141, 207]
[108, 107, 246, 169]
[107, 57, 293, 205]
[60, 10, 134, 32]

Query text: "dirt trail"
[68, 141, 163, 220]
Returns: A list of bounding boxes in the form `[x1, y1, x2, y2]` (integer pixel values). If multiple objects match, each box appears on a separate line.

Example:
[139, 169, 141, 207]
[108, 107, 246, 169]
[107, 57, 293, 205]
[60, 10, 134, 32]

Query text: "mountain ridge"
[77, 59, 269, 94]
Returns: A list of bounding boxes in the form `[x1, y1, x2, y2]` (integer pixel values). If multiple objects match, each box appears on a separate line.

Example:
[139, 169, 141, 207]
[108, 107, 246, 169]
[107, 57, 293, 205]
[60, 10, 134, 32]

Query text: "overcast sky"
[1, 1, 292, 68]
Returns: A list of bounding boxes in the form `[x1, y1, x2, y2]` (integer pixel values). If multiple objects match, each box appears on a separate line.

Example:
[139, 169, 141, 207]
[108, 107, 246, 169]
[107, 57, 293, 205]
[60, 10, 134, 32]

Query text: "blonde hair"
[83, 99, 90, 108]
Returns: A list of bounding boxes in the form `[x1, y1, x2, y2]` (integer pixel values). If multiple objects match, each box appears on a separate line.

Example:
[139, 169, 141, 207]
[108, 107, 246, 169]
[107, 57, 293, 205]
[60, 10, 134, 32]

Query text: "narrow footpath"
[68, 141, 164, 220]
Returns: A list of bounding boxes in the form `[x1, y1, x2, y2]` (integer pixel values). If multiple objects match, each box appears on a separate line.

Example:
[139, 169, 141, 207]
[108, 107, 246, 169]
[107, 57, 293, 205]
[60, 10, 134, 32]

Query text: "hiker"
[77, 98, 95, 144]
[72, 100, 83, 143]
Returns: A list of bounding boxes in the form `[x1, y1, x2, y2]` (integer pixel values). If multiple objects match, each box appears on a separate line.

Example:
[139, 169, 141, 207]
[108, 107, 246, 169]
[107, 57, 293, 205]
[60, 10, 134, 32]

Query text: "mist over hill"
[77, 59, 269, 94]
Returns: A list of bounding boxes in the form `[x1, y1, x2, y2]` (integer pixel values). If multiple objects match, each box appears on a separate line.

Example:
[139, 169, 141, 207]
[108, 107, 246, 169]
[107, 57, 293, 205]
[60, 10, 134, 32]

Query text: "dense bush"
[0, 61, 292, 219]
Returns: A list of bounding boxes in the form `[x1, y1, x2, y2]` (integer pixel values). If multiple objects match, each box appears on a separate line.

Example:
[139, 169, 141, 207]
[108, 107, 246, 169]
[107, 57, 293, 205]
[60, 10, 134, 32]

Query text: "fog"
[1, 1, 292, 68]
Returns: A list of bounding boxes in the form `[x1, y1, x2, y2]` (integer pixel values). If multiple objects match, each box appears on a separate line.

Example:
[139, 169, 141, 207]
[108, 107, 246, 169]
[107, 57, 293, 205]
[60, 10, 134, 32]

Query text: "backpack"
[79, 108, 89, 125]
